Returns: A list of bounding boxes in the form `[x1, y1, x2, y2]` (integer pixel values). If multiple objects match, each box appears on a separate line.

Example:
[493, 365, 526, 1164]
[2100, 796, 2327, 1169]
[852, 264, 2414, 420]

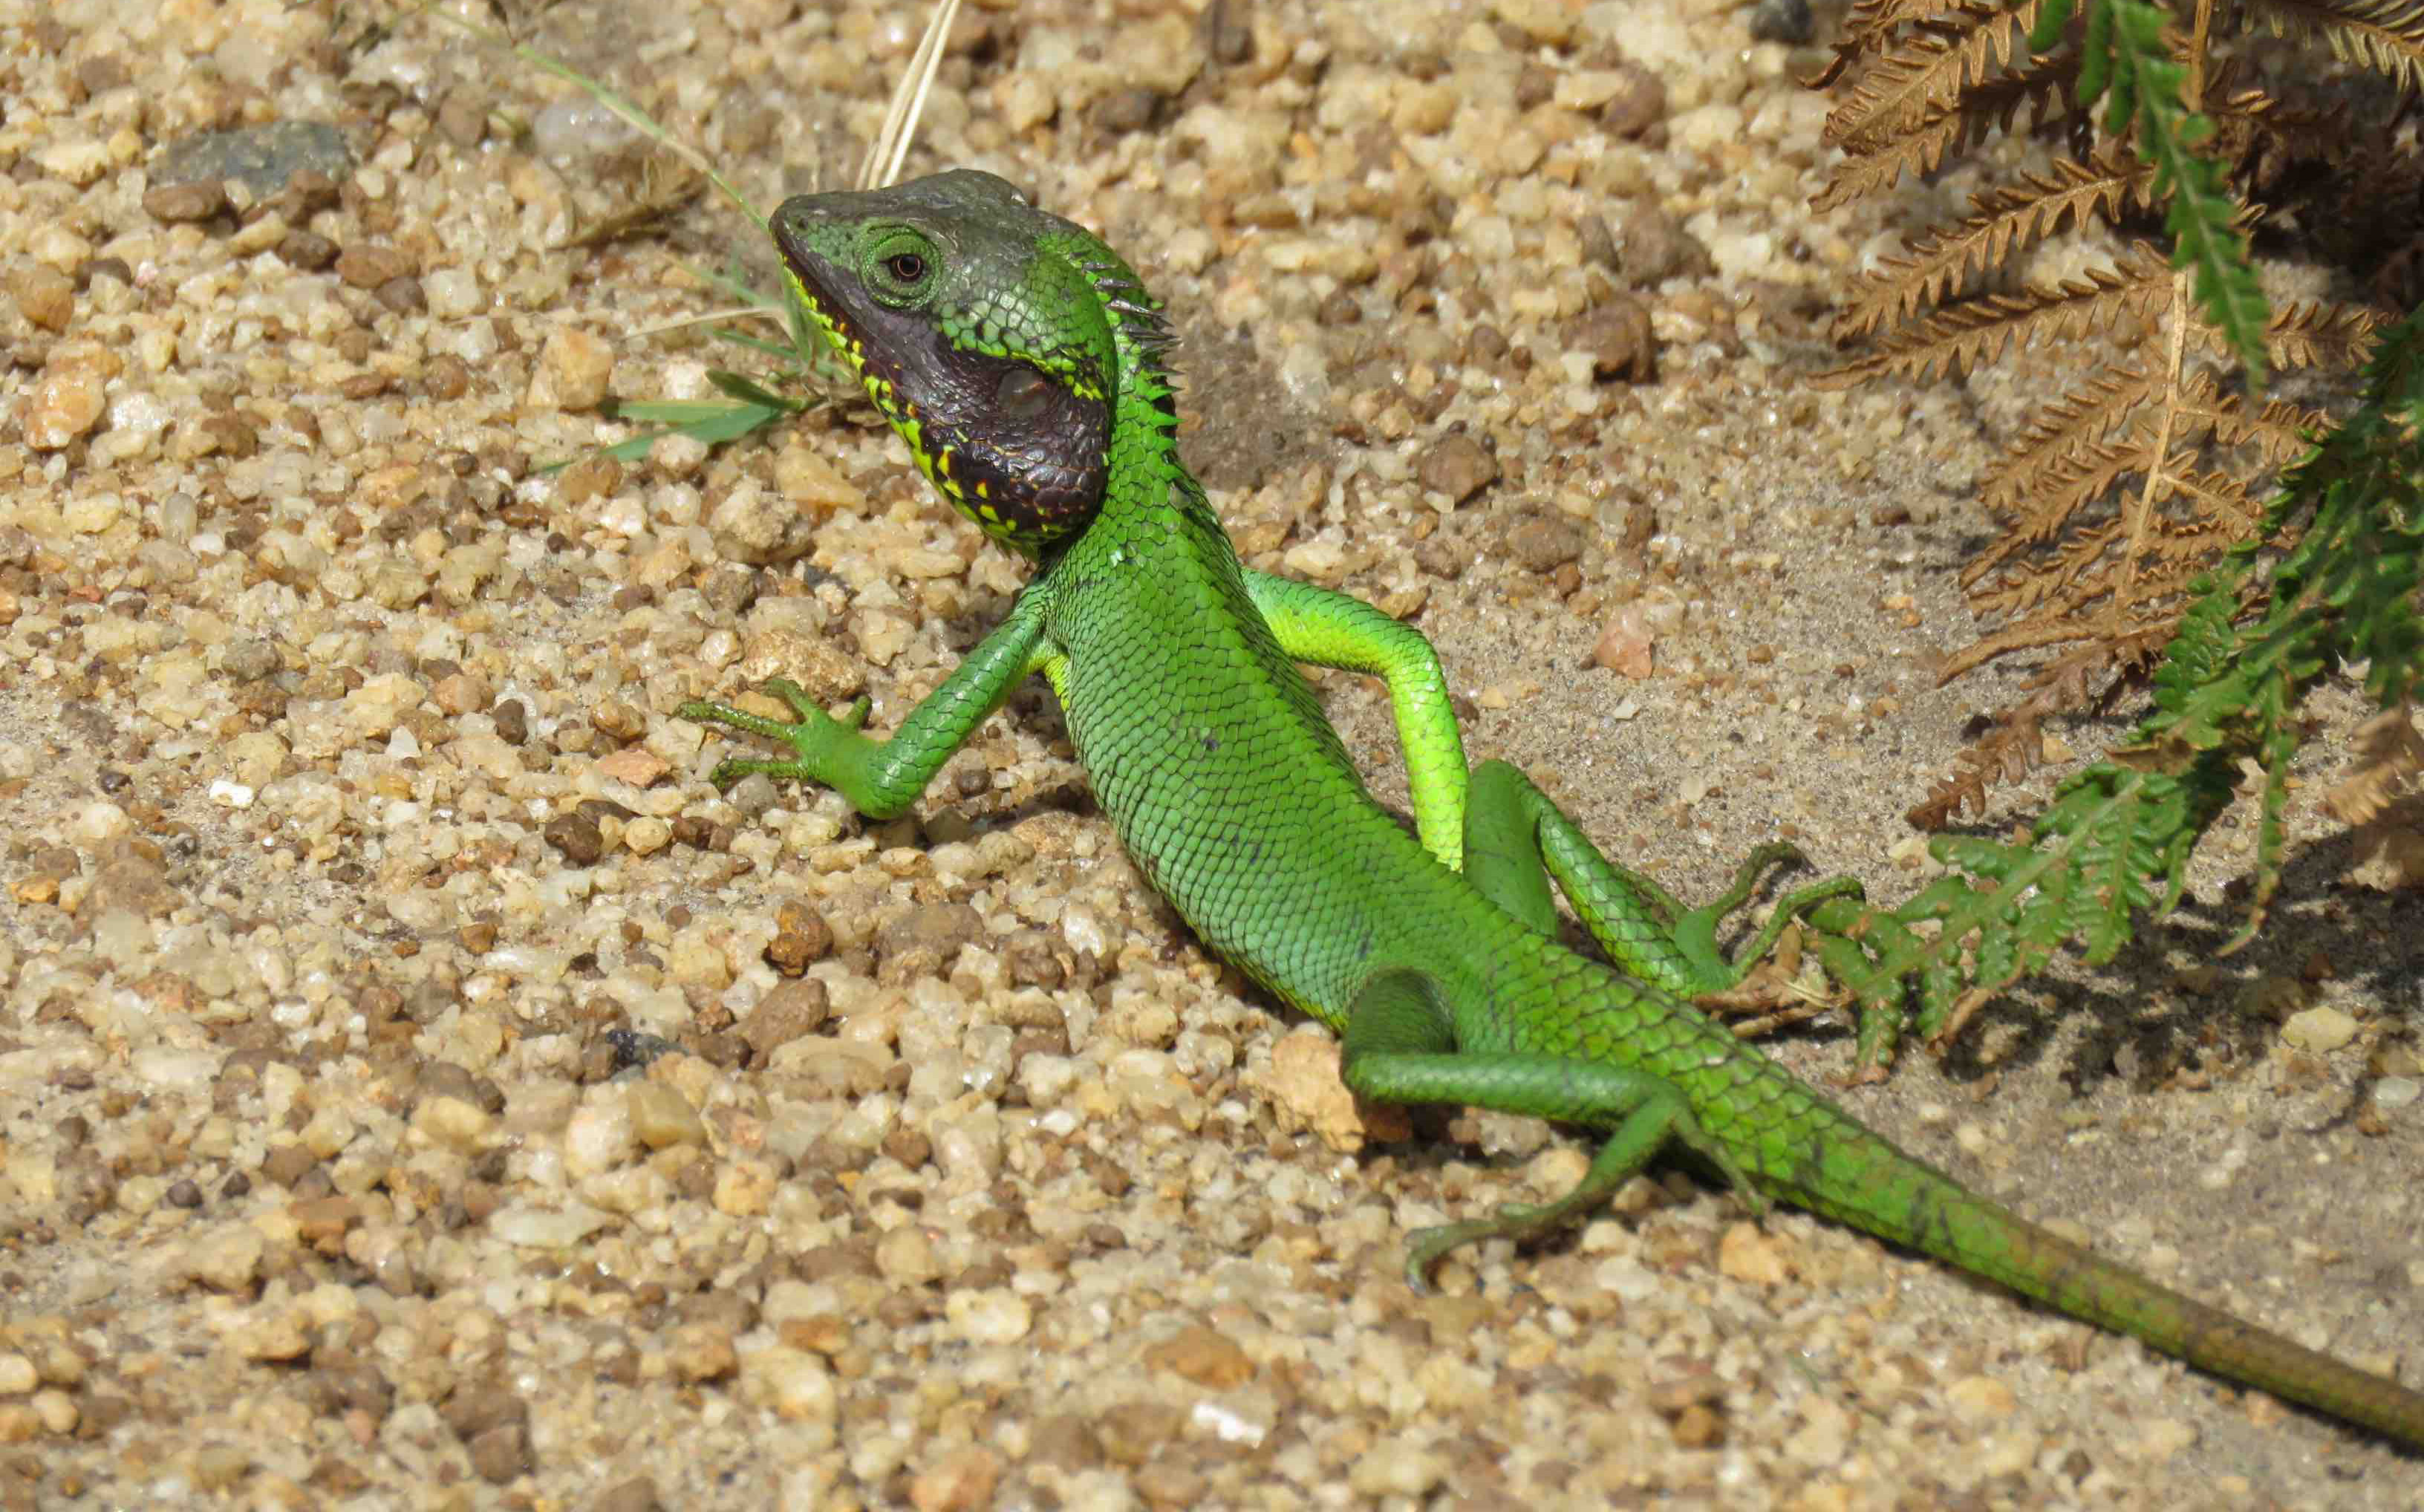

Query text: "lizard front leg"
[680, 599, 1061, 816]
[1242, 569, 1469, 870]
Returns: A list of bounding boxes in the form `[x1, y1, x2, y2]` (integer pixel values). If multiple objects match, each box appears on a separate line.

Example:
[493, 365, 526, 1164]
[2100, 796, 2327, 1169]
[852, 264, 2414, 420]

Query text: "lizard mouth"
[767, 206, 942, 482]
[770, 211, 881, 388]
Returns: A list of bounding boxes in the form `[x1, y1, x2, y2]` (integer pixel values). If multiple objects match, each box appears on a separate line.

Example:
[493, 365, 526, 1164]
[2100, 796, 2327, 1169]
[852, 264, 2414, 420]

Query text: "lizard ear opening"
[994, 365, 1056, 423]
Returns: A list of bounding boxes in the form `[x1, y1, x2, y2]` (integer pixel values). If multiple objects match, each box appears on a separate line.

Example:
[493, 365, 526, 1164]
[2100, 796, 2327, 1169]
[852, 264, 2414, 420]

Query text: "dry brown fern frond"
[1980, 365, 2158, 512]
[2162, 465, 2264, 532]
[2330, 711, 2424, 902]
[1934, 604, 2179, 682]
[1818, 0, 2024, 86]
[2345, 795, 2424, 890]
[1951, 510, 2220, 616]
[1814, 0, 2406, 822]
[1813, 61, 2082, 211]
[1965, 439, 2146, 582]
[1824, 1, 2047, 151]
[1958, 509, 2257, 678]
[1970, 515, 2136, 616]
[2262, 300, 2379, 370]
[1816, 244, 2175, 387]
[1907, 630, 2172, 825]
[1840, 0, 2003, 42]
[1829, 0, 1991, 62]
[1834, 148, 2160, 338]
[2324, 703, 2424, 821]
[2245, 0, 2424, 91]
[2178, 369, 2333, 463]
[2206, 79, 2354, 184]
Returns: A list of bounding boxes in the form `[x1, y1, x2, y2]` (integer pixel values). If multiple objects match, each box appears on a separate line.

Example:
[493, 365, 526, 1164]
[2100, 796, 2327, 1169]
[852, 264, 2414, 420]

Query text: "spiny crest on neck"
[1078, 255, 1173, 358]
[1064, 248, 1179, 434]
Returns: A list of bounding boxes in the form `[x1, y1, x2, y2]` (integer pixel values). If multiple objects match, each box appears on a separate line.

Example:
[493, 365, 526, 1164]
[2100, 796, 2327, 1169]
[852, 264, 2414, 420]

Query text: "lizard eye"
[994, 365, 1055, 422]
[864, 232, 938, 305]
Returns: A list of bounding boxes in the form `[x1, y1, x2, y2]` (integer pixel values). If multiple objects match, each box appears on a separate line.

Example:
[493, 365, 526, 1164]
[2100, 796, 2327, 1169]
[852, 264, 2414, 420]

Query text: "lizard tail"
[1796, 1159, 2424, 1449]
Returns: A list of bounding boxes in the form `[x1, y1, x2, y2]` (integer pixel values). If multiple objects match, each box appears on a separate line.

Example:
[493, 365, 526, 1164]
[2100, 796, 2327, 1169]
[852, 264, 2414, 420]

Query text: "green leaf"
[2093, 0, 2269, 382]
[2029, 0, 2077, 52]
[710, 327, 815, 365]
[2077, 0, 2115, 110]
[706, 369, 800, 411]
[548, 394, 801, 467]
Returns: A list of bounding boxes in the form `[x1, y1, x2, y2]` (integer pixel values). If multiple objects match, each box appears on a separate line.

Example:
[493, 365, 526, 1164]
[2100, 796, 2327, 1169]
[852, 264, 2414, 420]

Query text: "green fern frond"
[2030, 0, 2078, 47]
[2223, 672, 2299, 950]
[1816, 311, 2424, 1063]
[1808, 0, 2414, 1063]
[2072, 0, 2271, 382]
[2264, 307, 2424, 706]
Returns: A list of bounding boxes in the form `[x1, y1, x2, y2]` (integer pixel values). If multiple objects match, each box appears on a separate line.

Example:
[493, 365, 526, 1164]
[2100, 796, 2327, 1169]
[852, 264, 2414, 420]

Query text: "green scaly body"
[682, 171, 2424, 1450]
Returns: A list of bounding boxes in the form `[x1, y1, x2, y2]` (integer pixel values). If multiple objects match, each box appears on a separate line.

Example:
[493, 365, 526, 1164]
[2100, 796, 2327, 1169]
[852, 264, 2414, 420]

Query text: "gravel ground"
[4, 1, 2420, 1508]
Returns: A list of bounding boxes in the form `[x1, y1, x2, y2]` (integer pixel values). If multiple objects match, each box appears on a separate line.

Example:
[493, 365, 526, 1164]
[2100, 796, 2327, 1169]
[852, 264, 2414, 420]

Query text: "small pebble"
[742, 1348, 838, 1436]
[665, 1323, 739, 1384]
[25, 368, 105, 449]
[1415, 434, 1497, 506]
[628, 1082, 708, 1150]
[413, 1095, 495, 1153]
[2281, 1006, 2359, 1053]
[944, 1289, 1032, 1346]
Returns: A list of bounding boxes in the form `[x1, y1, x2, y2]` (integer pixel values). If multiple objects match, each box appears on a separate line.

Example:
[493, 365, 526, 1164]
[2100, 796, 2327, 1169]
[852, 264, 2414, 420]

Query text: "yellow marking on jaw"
[778, 261, 1058, 554]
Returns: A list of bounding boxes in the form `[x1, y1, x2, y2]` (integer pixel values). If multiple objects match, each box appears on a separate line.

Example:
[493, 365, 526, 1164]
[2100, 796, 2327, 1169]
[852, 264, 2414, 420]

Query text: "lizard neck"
[1048, 240, 1229, 553]
[1098, 351, 1236, 571]
[1091, 393, 1234, 576]
[1101, 385, 1204, 525]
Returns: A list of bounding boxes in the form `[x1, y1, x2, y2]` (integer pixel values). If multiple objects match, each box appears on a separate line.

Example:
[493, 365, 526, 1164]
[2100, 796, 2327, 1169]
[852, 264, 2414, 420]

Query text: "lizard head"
[772, 170, 1171, 556]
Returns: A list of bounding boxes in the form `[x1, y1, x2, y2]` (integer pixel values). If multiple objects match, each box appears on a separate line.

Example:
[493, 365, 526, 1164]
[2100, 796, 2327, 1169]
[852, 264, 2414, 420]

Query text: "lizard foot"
[678, 680, 873, 790]
[1668, 842, 1867, 994]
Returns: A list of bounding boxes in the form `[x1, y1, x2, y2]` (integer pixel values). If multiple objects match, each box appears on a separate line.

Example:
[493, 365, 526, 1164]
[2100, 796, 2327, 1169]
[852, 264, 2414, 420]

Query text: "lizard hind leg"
[1400, 1092, 1757, 1289]
[1338, 965, 1765, 1292]
[1458, 762, 1560, 936]
[1464, 759, 1861, 998]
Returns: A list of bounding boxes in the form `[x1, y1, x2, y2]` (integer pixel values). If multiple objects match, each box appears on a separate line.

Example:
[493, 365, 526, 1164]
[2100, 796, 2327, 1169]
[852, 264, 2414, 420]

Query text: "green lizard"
[679, 169, 2424, 1450]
